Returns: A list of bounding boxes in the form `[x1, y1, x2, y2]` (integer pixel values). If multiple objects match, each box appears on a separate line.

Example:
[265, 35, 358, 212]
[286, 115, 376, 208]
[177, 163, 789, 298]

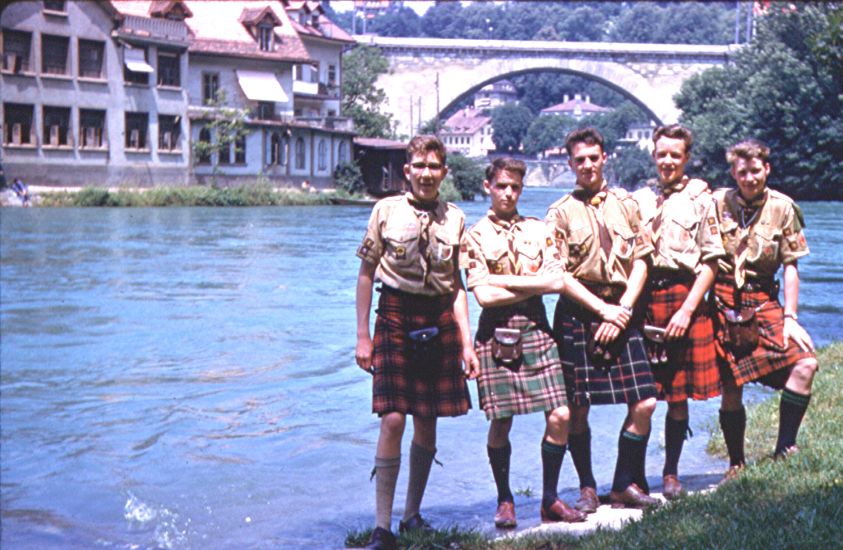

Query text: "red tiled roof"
[442, 108, 490, 134]
[354, 137, 407, 150]
[290, 15, 354, 43]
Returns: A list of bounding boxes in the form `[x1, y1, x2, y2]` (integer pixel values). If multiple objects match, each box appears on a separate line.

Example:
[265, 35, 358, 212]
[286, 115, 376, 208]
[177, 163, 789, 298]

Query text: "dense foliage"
[341, 45, 395, 138]
[489, 104, 534, 153]
[445, 153, 485, 200]
[333, 161, 365, 195]
[676, 3, 843, 199]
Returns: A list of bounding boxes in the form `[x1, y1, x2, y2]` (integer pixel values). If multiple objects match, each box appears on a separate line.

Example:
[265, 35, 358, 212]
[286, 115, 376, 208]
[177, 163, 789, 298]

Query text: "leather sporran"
[407, 326, 443, 379]
[724, 308, 759, 356]
[492, 328, 523, 372]
[587, 322, 623, 364]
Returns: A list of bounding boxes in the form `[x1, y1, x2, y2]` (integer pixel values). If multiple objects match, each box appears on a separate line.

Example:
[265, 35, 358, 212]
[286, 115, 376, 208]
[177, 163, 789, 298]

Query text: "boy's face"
[483, 169, 523, 219]
[404, 150, 447, 203]
[568, 142, 606, 193]
[653, 136, 690, 185]
[731, 156, 770, 202]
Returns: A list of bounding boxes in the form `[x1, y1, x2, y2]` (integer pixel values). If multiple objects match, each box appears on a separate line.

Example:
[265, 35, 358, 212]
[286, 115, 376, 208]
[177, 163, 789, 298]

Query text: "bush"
[334, 161, 366, 195]
[445, 153, 484, 200]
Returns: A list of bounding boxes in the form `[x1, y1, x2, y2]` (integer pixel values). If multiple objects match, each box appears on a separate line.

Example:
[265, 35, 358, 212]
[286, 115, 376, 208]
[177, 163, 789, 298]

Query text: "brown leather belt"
[649, 268, 695, 289]
[716, 275, 779, 295]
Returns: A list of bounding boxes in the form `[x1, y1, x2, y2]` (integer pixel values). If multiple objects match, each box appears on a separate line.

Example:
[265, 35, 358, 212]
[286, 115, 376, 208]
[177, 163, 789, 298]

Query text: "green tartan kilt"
[475, 297, 567, 420]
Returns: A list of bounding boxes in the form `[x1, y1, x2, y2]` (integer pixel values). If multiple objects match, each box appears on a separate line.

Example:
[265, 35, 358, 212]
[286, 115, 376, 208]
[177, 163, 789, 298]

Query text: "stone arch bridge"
[354, 36, 736, 138]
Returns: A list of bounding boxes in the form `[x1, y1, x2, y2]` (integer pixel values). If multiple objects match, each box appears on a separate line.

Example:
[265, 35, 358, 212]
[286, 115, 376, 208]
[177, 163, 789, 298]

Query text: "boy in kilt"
[713, 140, 818, 481]
[355, 135, 479, 550]
[632, 124, 725, 500]
[546, 128, 660, 510]
[462, 157, 606, 527]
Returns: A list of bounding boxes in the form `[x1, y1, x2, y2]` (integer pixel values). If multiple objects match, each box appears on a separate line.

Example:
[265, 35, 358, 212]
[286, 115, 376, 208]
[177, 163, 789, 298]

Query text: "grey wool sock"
[403, 442, 435, 521]
[374, 455, 400, 530]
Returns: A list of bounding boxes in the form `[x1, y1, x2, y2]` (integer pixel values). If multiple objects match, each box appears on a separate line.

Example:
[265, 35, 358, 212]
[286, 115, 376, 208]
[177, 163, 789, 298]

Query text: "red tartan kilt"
[712, 282, 816, 388]
[371, 287, 471, 418]
[646, 281, 720, 402]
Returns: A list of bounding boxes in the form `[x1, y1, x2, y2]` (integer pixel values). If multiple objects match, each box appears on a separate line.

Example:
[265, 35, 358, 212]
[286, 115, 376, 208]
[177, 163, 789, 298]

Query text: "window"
[43, 1, 66, 12]
[123, 47, 150, 85]
[202, 72, 219, 104]
[197, 127, 211, 164]
[218, 137, 231, 164]
[338, 141, 348, 164]
[2, 30, 31, 73]
[3, 103, 34, 145]
[158, 115, 181, 151]
[269, 132, 284, 165]
[125, 112, 148, 150]
[258, 25, 273, 52]
[295, 137, 305, 169]
[78, 39, 104, 78]
[234, 135, 246, 164]
[157, 50, 180, 87]
[43, 106, 70, 147]
[310, 62, 319, 83]
[293, 64, 302, 81]
[257, 102, 275, 120]
[79, 109, 105, 149]
[327, 64, 337, 87]
[41, 34, 69, 75]
[317, 139, 327, 170]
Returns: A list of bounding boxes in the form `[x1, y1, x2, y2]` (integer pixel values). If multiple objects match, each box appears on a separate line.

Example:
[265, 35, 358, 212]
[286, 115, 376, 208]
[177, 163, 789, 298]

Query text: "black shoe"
[398, 513, 433, 534]
[365, 526, 396, 550]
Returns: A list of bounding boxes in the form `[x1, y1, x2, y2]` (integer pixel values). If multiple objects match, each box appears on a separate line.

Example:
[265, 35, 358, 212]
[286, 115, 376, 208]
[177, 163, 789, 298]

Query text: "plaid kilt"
[645, 282, 720, 402]
[552, 299, 657, 406]
[372, 287, 471, 418]
[712, 282, 816, 389]
[475, 297, 567, 420]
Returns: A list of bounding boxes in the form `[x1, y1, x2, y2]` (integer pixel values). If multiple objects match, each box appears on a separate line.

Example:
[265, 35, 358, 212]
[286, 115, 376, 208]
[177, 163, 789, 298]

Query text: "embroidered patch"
[790, 241, 798, 250]
[570, 244, 581, 256]
[798, 234, 806, 247]
[460, 242, 467, 253]
[490, 261, 503, 273]
[636, 234, 645, 246]
[364, 238, 374, 247]
[469, 260, 477, 269]
[783, 227, 792, 237]
[395, 245, 406, 259]
[546, 237, 554, 247]
[708, 217, 716, 226]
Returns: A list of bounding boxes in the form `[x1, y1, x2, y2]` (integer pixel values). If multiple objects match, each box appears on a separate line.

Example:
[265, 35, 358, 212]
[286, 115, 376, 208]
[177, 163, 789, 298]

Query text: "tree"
[191, 89, 249, 181]
[607, 146, 656, 190]
[676, 3, 843, 199]
[579, 101, 646, 151]
[523, 115, 574, 156]
[445, 153, 485, 200]
[490, 104, 533, 153]
[341, 45, 395, 138]
[369, 6, 421, 37]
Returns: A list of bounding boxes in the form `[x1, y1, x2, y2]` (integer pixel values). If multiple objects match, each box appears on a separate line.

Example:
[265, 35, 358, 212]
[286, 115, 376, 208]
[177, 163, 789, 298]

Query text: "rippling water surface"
[2, 190, 840, 549]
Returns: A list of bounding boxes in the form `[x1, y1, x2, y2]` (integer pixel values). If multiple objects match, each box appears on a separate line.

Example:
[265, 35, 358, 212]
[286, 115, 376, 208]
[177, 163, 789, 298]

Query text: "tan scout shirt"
[713, 188, 809, 282]
[357, 192, 465, 296]
[460, 211, 564, 291]
[633, 176, 725, 274]
[545, 184, 653, 286]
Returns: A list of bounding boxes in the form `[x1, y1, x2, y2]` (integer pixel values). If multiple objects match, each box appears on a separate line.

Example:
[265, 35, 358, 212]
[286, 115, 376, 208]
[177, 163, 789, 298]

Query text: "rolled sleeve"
[697, 196, 726, 264]
[356, 203, 384, 265]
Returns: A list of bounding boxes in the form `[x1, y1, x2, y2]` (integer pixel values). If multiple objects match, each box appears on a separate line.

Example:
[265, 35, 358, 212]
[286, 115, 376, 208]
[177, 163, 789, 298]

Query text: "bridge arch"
[354, 36, 734, 138]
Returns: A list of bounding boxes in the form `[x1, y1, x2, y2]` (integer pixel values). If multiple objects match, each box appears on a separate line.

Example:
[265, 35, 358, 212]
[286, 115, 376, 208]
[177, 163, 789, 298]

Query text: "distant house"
[353, 136, 406, 196]
[540, 94, 613, 120]
[619, 121, 656, 151]
[473, 79, 518, 112]
[0, 0, 355, 188]
[440, 107, 495, 158]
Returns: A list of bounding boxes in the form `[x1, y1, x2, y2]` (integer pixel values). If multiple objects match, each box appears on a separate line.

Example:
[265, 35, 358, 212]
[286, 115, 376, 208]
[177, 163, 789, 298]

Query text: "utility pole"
[745, 1, 753, 43]
[409, 95, 413, 139]
[435, 72, 440, 136]
[734, 1, 741, 43]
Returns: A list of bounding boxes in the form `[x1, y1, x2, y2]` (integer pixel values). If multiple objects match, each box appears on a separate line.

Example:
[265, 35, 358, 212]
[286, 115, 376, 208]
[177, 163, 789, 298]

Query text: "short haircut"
[726, 139, 770, 165]
[485, 157, 526, 183]
[565, 127, 604, 156]
[652, 124, 693, 153]
[406, 134, 447, 164]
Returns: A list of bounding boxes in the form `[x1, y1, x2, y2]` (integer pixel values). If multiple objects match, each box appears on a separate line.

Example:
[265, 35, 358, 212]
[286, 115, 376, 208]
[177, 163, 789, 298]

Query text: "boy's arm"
[355, 260, 377, 372]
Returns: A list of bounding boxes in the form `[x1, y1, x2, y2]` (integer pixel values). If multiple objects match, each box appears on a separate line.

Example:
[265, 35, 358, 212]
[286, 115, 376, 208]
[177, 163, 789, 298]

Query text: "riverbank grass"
[37, 185, 334, 207]
[347, 342, 843, 549]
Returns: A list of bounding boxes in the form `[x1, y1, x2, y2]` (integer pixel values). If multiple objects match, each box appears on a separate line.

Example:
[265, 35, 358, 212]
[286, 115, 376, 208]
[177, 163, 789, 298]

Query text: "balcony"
[295, 116, 354, 132]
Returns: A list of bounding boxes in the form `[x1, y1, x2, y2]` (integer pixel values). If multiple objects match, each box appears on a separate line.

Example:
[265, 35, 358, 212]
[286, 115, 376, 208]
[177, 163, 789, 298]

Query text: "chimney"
[574, 93, 582, 102]
[564, 94, 569, 103]
[586, 95, 591, 103]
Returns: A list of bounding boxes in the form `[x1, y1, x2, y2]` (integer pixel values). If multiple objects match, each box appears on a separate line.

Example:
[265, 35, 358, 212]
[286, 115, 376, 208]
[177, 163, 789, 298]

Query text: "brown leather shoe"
[494, 500, 517, 529]
[574, 486, 599, 514]
[662, 475, 683, 500]
[609, 483, 661, 509]
[774, 445, 800, 461]
[365, 527, 397, 550]
[718, 464, 744, 486]
[541, 499, 587, 523]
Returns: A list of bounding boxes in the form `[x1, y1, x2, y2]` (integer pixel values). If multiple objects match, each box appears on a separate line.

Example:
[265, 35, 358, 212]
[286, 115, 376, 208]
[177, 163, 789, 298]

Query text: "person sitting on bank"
[712, 139, 818, 481]
[462, 157, 606, 527]
[546, 127, 660, 510]
[355, 135, 479, 550]
[632, 124, 726, 500]
[11, 178, 31, 206]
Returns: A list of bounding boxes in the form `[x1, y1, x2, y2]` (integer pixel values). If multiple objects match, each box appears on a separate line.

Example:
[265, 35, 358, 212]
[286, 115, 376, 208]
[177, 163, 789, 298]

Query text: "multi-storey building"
[439, 107, 495, 158]
[0, 0, 355, 188]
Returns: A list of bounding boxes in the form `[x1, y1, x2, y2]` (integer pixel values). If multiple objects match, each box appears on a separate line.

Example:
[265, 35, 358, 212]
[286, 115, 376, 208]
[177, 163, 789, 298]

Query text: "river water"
[1, 188, 841, 549]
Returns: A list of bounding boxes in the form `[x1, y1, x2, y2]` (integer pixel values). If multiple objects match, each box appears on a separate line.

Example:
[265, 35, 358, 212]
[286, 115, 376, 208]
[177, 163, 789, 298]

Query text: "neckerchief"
[572, 184, 608, 207]
[573, 184, 615, 278]
[733, 188, 768, 288]
[658, 175, 688, 198]
[406, 193, 438, 283]
[489, 211, 523, 275]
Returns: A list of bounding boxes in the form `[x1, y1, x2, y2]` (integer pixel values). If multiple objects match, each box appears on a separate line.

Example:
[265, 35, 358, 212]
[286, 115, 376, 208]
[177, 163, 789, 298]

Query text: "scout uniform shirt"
[545, 183, 653, 286]
[460, 211, 563, 290]
[713, 188, 809, 288]
[632, 176, 724, 274]
[357, 192, 465, 296]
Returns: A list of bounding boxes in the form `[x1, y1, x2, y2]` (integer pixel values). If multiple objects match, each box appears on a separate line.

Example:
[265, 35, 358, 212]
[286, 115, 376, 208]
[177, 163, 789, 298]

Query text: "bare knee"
[380, 412, 406, 442]
[630, 397, 656, 421]
[787, 359, 818, 392]
[412, 416, 437, 449]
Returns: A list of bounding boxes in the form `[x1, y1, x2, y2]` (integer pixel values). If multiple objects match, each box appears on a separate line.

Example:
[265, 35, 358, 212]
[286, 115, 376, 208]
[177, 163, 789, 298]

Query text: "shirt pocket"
[383, 225, 419, 268]
[483, 245, 509, 275]
[749, 225, 781, 271]
[665, 213, 699, 256]
[431, 233, 457, 272]
[566, 224, 593, 262]
[611, 224, 635, 261]
[518, 239, 543, 274]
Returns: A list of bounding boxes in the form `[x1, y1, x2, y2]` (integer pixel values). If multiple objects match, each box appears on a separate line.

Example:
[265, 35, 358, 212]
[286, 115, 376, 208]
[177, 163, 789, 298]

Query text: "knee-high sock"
[375, 455, 400, 530]
[488, 442, 513, 504]
[567, 428, 596, 489]
[632, 429, 651, 493]
[541, 439, 567, 509]
[719, 407, 746, 466]
[775, 389, 811, 455]
[613, 430, 646, 493]
[403, 442, 435, 521]
[663, 416, 689, 477]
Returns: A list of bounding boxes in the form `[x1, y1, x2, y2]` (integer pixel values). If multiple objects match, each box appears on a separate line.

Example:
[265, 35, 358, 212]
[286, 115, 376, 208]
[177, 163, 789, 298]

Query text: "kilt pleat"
[371, 287, 471, 418]
[645, 282, 720, 402]
[552, 299, 657, 406]
[712, 282, 816, 389]
[475, 298, 567, 420]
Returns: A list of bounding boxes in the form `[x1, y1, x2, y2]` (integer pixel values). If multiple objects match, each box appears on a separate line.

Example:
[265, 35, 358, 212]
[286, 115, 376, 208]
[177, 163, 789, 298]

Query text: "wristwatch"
[784, 312, 798, 321]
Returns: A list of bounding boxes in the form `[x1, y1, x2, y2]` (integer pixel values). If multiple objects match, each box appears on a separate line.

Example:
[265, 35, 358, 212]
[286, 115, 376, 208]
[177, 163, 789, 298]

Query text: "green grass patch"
[37, 185, 332, 207]
[347, 343, 843, 549]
